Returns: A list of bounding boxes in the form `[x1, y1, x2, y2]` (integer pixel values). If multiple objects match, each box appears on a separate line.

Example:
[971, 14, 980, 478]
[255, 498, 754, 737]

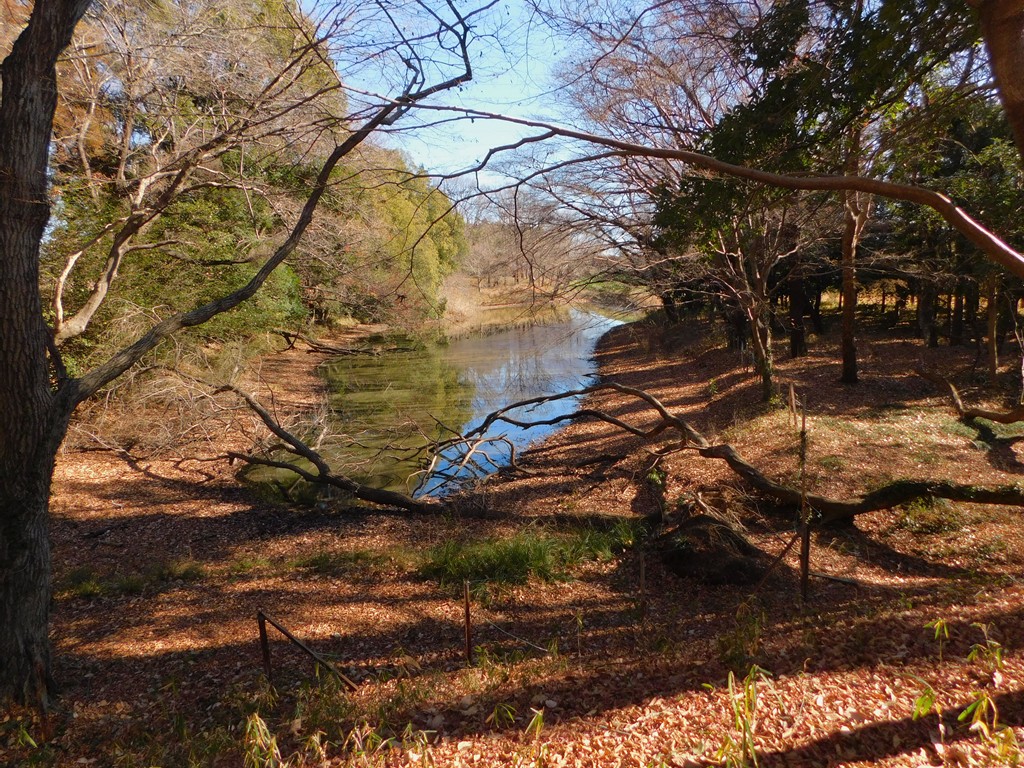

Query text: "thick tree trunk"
[979, 0, 1024, 159]
[0, 0, 93, 708]
[0, 449, 61, 708]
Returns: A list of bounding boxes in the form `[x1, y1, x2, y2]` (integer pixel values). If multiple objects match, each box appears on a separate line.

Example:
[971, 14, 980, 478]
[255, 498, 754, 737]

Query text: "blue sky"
[375, 2, 564, 179]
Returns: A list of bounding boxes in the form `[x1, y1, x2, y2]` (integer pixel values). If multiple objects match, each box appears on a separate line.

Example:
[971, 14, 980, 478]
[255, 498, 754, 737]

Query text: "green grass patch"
[419, 522, 639, 595]
[818, 454, 846, 471]
[61, 566, 105, 599]
[895, 498, 967, 535]
[150, 559, 207, 583]
[291, 548, 410, 577]
[227, 555, 273, 576]
[58, 559, 207, 600]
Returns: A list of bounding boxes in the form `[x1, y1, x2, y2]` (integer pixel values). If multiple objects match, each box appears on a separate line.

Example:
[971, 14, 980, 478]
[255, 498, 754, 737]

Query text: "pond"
[320, 308, 622, 496]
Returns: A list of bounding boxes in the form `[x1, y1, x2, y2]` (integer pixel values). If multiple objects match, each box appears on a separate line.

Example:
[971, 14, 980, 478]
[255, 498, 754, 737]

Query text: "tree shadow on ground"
[970, 420, 1024, 475]
[40, 488, 1024, 767]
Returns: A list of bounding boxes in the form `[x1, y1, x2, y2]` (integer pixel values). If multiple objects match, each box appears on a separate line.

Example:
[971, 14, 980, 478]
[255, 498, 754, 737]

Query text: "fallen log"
[469, 381, 1024, 524]
[916, 367, 1024, 424]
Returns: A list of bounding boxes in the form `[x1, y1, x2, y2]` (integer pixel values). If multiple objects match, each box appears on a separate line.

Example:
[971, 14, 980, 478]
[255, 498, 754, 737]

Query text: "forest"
[3, 0, 1024, 765]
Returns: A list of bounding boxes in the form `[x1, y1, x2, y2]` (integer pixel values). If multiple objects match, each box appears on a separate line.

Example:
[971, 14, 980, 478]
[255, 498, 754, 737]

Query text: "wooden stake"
[258, 610, 272, 686]
[639, 554, 647, 621]
[799, 402, 811, 602]
[463, 581, 473, 665]
[257, 609, 357, 690]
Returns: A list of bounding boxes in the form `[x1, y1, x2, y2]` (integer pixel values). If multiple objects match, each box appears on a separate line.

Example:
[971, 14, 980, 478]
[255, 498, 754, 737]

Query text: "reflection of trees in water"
[322, 348, 476, 491]
[321, 311, 620, 492]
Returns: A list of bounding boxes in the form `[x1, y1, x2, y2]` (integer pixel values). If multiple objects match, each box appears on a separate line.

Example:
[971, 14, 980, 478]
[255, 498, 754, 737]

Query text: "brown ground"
[4, 315, 1024, 767]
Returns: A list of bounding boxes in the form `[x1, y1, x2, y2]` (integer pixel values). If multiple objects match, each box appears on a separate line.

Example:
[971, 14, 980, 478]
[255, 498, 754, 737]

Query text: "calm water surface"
[321, 309, 621, 495]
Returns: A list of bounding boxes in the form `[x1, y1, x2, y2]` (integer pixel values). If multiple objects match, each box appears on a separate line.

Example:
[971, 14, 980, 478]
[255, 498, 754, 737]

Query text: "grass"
[228, 555, 273, 576]
[291, 547, 412, 577]
[418, 521, 639, 597]
[59, 559, 207, 599]
[894, 498, 967, 535]
[817, 454, 846, 471]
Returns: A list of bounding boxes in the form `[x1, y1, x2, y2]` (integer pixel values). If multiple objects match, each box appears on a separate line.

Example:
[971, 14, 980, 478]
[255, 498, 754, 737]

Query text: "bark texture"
[0, 0, 93, 708]
[979, 0, 1024, 158]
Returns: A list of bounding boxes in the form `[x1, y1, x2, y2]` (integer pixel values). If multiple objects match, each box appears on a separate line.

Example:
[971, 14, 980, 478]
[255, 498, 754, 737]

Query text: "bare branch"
[917, 367, 1024, 424]
[412, 105, 1024, 278]
[219, 383, 437, 514]
[465, 381, 1024, 524]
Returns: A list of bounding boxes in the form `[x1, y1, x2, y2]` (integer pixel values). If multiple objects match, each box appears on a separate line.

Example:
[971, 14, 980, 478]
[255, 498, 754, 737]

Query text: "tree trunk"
[965, 279, 980, 345]
[979, 0, 1024, 159]
[788, 274, 808, 358]
[840, 130, 868, 384]
[809, 285, 824, 333]
[748, 310, 777, 402]
[0, 443, 64, 708]
[840, 199, 869, 382]
[661, 290, 682, 324]
[987, 276, 999, 382]
[950, 282, 965, 346]
[918, 281, 939, 347]
[0, 0, 93, 708]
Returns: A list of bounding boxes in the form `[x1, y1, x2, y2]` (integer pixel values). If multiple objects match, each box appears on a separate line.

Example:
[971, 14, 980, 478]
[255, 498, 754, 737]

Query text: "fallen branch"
[273, 329, 419, 356]
[916, 367, 1024, 424]
[474, 381, 1024, 523]
[219, 383, 437, 514]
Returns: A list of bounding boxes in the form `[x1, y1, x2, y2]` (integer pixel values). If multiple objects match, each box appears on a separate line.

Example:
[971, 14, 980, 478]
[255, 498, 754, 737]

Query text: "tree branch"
[220, 383, 436, 514]
[70, 9, 474, 402]
[412, 105, 1024, 278]
[468, 381, 1024, 524]
[916, 367, 1024, 424]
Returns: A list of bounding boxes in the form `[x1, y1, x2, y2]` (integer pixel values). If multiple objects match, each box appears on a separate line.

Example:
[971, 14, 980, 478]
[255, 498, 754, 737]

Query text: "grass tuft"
[896, 498, 966, 534]
[418, 522, 639, 595]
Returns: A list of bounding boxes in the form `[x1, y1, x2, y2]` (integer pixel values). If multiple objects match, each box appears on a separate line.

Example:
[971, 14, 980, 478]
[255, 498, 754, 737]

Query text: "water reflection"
[321, 309, 621, 495]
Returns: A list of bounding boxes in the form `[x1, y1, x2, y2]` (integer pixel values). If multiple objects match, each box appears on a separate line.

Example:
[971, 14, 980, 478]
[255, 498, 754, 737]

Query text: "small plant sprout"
[926, 618, 950, 663]
[715, 665, 771, 768]
[910, 678, 940, 722]
[515, 707, 548, 767]
[243, 713, 285, 768]
[959, 689, 1021, 764]
[401, 723, 435, 767]
[486, 702, 516, 729]
[14, 720, 38, 749]
[967, 622, 1005, 683]
[343, 722, 391, 763]
[525, 706, 545, 741]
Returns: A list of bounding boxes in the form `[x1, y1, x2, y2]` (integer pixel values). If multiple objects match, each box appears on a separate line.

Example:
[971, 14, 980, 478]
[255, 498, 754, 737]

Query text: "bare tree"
[0, 0, 482, 708]
[47, 0, 349, 344]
